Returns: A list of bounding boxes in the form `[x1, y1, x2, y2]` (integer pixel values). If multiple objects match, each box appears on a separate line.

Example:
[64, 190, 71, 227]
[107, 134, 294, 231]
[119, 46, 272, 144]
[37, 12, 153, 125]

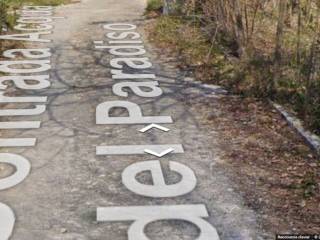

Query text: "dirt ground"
[202, 97, 320, 234]
[145, 20, 320, 235]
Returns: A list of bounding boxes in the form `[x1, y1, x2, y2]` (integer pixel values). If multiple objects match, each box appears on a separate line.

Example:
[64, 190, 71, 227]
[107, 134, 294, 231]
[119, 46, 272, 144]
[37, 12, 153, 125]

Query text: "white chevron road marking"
[139, 123, 170, 133]
[144, 148, 174, 157]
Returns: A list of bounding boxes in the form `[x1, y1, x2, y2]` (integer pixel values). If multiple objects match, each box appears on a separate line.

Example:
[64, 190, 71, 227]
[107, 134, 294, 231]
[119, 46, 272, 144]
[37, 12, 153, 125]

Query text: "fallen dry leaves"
[206, 97, 320, 234]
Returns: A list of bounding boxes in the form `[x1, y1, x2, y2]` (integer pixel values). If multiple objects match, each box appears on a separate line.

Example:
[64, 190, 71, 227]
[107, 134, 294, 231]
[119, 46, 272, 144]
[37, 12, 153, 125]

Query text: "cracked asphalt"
[0, 0, 273, 239]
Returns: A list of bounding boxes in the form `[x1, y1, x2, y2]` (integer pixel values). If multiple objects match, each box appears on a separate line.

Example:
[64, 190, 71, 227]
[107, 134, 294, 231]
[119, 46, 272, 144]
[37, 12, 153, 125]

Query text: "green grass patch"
[148, 16, 232, 85]
[146, 0, 163, 12]
[0, 0, 70, 51]
[148, 15, 320, 134]
[6, 0, 70, 8]
[151, 16, 224, 66]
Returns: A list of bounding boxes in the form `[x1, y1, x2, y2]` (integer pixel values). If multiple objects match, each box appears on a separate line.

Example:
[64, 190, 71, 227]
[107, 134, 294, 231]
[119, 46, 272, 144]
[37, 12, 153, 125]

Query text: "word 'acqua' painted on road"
[0, 6, 59, 240]
[94, 23, 221, 240]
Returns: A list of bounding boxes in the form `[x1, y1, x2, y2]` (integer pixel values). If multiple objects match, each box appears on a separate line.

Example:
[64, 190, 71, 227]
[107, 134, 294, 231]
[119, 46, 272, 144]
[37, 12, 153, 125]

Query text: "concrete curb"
[185, 77, 320, 156]
[184, 77, 228, 95]
[272, 102, 320, 156]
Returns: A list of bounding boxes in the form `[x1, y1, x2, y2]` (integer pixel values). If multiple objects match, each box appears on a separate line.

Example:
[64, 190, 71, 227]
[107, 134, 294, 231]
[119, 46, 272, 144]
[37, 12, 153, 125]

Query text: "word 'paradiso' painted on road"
[0, 6, 60, 240]
[93, 23, 221, 240]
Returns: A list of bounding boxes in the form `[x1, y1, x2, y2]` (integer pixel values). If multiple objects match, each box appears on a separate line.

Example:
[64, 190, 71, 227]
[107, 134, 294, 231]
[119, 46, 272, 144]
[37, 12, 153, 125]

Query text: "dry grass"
[190, 95, 320, 234]
[7, 0, 71, 8]
[145, 4, 320, 134]
[146, 0, 163, 12]
[146, 17, 231, 85]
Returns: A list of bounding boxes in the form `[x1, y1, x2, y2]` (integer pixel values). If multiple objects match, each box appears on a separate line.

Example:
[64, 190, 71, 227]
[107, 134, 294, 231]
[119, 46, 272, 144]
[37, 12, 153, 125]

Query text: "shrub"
[146, 0, 163, 12]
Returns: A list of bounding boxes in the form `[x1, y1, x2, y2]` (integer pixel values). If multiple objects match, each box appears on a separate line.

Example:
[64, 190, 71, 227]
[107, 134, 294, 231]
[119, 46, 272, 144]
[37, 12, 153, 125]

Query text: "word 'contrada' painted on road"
[94, 23, 220, 239]
[0, 6, 60, 240]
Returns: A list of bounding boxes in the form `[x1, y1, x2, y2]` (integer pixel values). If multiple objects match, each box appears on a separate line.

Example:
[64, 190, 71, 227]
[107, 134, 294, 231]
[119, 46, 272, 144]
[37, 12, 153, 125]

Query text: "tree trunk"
[303, 5, 320, 125]
[275, 0, 287, 63]
[296, 0, 302, 65]
[273, 0, 287, 92]
[233, 0, 246, 57]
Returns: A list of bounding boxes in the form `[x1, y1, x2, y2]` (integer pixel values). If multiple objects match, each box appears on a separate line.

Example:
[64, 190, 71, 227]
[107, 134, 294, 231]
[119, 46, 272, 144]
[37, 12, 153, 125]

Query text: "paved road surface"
[0, 0, 271, 239]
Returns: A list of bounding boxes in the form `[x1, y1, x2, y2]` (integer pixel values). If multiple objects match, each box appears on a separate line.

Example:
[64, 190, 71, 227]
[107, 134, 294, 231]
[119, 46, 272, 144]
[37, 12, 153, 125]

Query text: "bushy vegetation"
[0, 0, 70, 36]
[146, 0, 163, 12]
[3, 0, 69, 7]
[0, 1, 9, 33]
[147, 0, 320, 134]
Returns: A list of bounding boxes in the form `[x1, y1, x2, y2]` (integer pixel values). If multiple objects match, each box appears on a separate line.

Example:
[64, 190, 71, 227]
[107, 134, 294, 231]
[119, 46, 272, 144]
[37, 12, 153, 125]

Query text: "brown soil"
[207, 97, 320, 234]
[145, 19, 320, 236]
